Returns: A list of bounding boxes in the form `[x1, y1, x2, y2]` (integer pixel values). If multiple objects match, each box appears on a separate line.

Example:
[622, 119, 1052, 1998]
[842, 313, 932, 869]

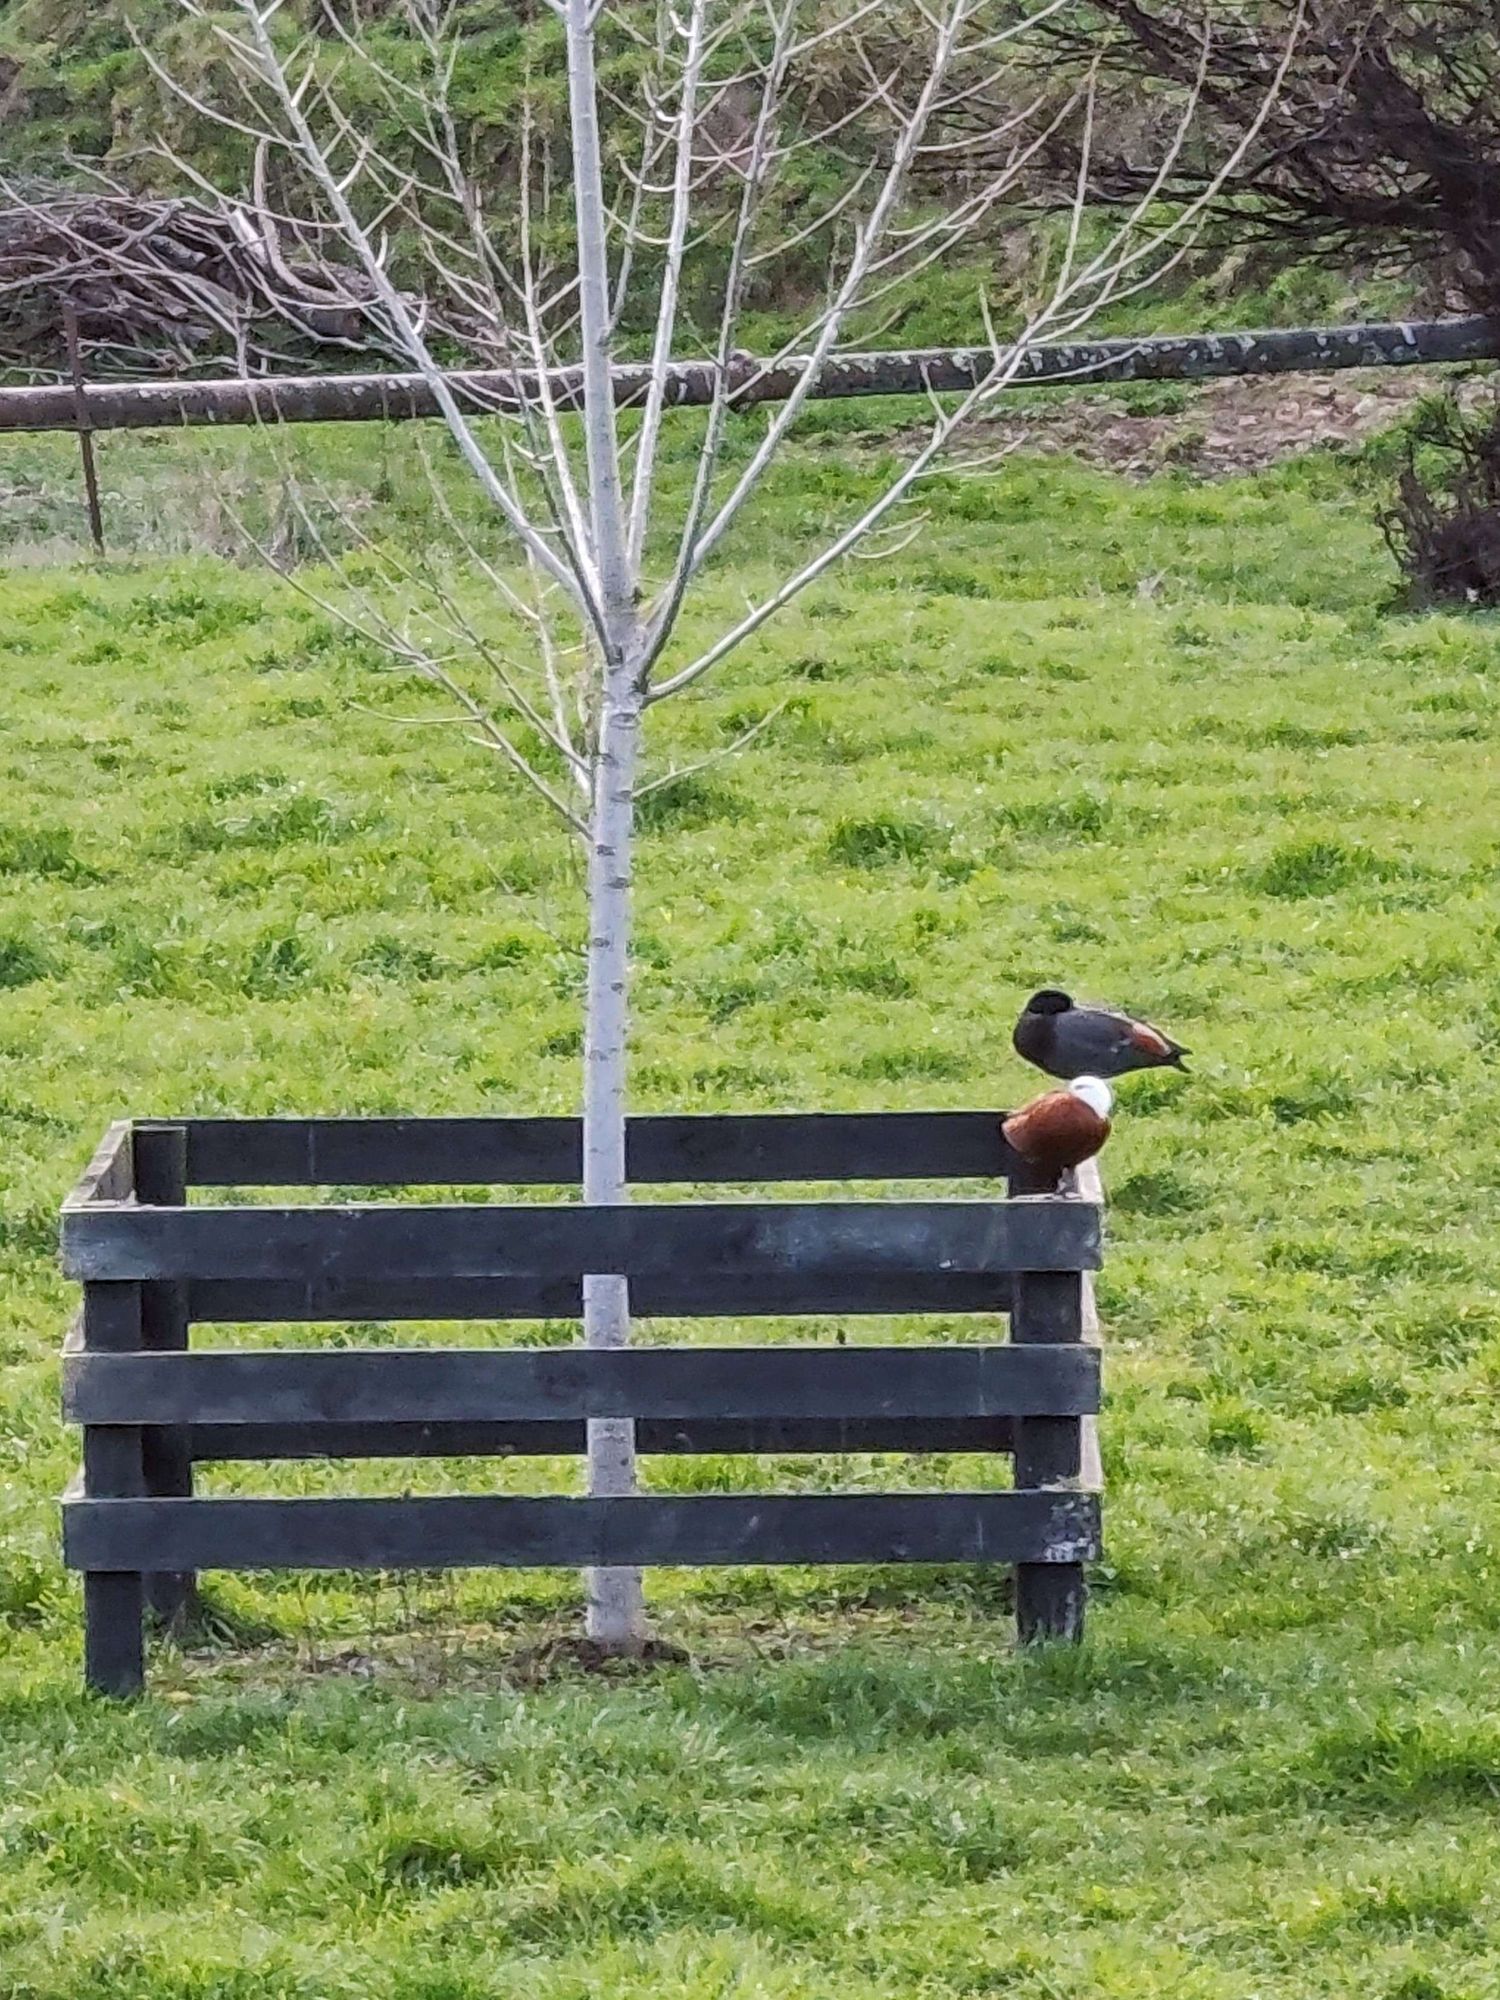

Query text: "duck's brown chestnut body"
[1002, 1078, 1113, 1174]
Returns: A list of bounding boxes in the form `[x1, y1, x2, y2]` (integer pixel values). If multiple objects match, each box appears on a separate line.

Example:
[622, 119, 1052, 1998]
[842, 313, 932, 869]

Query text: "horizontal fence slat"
[180, 1113, 1020, 1188]
[63, 1490, 1101, 1571]
[183, 1415, 1017, 1459]
[184, 1272, 1015, 1320]
[62, 1198, 1098, 1284]
[64, 1344, 1099, 1425]
[63, 1121, 134, 1208]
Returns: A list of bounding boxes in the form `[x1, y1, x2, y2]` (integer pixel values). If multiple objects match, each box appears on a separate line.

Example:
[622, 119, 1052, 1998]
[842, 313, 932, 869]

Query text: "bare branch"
[626, 0, 709, 567]
[635, 697, 790, 798]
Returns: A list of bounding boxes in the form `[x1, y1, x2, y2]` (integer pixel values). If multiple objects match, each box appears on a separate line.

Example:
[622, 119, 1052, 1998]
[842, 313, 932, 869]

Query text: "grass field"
[2, 413, 1500, 1998]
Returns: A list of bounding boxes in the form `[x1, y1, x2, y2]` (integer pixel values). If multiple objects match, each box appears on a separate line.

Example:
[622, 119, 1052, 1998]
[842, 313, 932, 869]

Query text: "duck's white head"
[1069, 1075, 1113, 1120]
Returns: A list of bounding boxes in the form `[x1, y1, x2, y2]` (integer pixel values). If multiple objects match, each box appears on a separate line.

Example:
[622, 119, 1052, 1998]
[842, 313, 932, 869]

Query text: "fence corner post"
[81, 1279, 147, 1697]
[135, 1122, 197, 1631]
[1007, 1159, 1086, 1646]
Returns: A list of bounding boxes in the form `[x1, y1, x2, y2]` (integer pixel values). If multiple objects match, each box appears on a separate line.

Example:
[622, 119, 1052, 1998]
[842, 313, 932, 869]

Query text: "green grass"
[3, 427, 1500, 1998]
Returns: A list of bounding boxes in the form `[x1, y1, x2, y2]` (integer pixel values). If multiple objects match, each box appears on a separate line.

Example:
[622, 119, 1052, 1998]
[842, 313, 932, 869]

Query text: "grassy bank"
[1, 433, 1498, 1997]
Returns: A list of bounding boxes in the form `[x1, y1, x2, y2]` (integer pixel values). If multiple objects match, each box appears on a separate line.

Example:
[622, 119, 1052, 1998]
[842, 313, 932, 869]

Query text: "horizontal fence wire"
[181, 1415, 1020, 1460]
[178, 1271, 1023, 1321]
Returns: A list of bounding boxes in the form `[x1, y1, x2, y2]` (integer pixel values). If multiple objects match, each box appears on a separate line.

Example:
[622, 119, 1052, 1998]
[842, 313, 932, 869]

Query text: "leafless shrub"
[1380, 391, 1500, 605]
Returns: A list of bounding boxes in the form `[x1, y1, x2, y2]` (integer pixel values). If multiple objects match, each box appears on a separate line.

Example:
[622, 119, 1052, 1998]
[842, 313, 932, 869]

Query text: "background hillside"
[0, 0, 1425, 364]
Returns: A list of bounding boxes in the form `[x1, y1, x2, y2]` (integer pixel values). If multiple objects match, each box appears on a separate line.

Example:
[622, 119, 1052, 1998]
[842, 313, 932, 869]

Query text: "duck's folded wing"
[1124, 1018, 1178, 1060]
[1068, 1008, 1141, 1064]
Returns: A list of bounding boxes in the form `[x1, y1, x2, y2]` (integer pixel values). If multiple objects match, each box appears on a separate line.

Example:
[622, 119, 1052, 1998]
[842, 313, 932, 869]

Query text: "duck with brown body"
[1002, 1075, 1114, 1175]
[1013, 988, 1188, 1082]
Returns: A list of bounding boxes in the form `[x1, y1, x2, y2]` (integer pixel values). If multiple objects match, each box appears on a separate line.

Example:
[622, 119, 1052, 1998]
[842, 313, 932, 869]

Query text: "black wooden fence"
[60, 1113, 1104, 1695]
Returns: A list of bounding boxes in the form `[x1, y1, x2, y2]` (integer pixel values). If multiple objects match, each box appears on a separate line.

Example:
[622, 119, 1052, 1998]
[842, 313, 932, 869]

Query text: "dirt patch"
[970, 366, 1493, 480]
[504, 1633, 695, 1684]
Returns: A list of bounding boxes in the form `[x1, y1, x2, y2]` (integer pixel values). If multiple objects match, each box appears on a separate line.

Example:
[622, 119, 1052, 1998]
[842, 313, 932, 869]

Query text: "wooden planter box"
[59, 1113, 1105, 1695]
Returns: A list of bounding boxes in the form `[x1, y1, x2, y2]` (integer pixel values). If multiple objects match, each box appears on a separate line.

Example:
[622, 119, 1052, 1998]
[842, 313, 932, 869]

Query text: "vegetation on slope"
[0, 0, 1421, 369]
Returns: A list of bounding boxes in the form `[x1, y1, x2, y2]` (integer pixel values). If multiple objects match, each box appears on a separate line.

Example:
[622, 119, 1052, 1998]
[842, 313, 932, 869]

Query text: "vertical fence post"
[134, 1122, 196, 1630]
[1073, 1157, 1105, 1495]
[1007, 1158, 1086, 1644]
[61, 301, 106, 558]
[81, 1280, 146, 1695]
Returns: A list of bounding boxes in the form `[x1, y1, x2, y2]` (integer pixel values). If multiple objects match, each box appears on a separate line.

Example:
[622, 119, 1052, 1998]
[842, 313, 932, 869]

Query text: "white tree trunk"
[564, 0, 649, 1652]
[582, 676, 645, 1650]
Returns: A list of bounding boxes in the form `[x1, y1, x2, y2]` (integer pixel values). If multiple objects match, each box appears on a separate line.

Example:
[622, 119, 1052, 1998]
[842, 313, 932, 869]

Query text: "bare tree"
[143, 0, 1296, 1653]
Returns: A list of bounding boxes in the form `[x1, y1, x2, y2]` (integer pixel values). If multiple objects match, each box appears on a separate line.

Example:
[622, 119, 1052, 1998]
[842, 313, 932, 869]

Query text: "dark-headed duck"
[1013, 988, 1188, 1081]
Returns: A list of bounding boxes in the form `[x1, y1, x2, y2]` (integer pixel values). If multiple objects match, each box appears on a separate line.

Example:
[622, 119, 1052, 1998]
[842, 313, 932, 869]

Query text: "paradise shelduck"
[1013, 988, 1188, 1081]
[1002, 1075, 1113, 1174]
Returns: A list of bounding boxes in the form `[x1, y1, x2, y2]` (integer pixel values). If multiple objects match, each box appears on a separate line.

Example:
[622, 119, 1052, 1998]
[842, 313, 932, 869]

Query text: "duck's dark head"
[1024, 989, 1073, 1016]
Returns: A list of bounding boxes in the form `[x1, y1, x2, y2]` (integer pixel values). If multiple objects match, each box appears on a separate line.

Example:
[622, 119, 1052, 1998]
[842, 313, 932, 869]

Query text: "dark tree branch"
[928, 2, 1500, 311]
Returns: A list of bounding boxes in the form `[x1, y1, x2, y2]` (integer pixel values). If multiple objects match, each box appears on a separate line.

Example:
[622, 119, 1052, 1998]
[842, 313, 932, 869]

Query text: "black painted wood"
[184, 1415, 1018, 1459]
[133, 1122, 188, 1206]
[64, 1120, 134, 1208]
[80, 1282, 145, 1697]
[134, 1124, 197, 1629]
[1011, 1263, 1088, 1646]
[65, 1343, 1099, 1426]
[83, 1574, 146, 1700]
[179, 1113, 1022, 1187]
[59, 1113, 1106, 1687]
[63, 1197, 1099, 1285]
[64, 1489, 1101, 1572]
[184, 1270, 1017, 1321]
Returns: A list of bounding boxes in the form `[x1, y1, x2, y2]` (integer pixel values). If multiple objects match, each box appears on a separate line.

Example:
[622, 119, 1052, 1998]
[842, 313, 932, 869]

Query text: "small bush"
[634, 774, 740, 832]
[0, 825, 95, 880]
[355, 935, 451, 982]
[0, 932, 55, 988]
[469, 932, 536, 971]
[827, 813, 944, 867]
[994, 791, 1112, 840]
[1247, 838, 1397, 899]
[1380, 391, 1500, 606]
[241, 931, 316, 998]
